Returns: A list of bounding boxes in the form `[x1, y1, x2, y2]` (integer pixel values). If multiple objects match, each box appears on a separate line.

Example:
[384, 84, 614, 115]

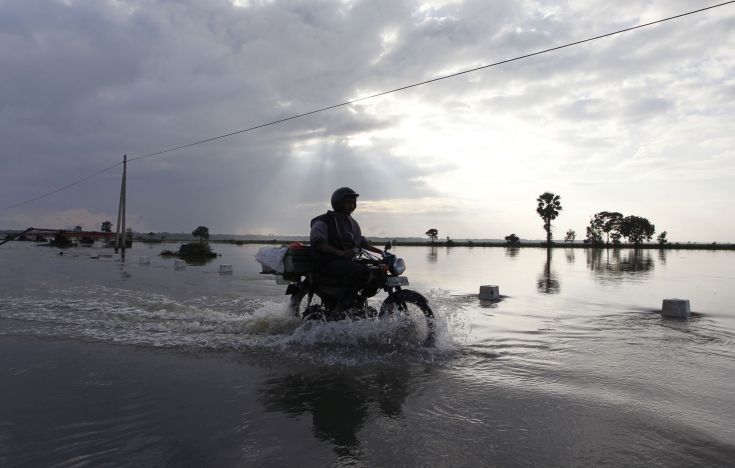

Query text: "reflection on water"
[118, 266, 132, 280]
[565, 248, 575, 264]
[183, 256, 218, 266]
[585, 248, 657, 282]
[658, 248, 668, 264]
[259, 368, 409, 461]
[504, 246, 520, 258]
[537, 249, 560, 294]
[426, 246, 437, 263]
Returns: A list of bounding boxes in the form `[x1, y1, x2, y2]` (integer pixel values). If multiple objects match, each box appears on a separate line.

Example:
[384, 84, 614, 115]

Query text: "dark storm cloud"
[0, 0, 440, 231]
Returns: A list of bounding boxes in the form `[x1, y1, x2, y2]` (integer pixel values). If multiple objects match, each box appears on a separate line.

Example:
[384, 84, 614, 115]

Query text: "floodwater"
[1, 241, 734, 466]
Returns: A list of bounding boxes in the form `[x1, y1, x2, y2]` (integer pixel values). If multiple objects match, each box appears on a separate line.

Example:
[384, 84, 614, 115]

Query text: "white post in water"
[662, 299, 691, 318]
[479, 285, 500, 300]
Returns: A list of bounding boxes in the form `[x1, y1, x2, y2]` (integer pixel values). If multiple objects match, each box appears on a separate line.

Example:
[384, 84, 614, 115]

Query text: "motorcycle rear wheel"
[289, 285, 326, 319]
[379, 289, 435, 347]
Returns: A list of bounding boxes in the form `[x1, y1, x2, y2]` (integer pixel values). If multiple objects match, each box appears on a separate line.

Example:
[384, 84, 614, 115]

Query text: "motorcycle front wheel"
[379, 289, 435, 347]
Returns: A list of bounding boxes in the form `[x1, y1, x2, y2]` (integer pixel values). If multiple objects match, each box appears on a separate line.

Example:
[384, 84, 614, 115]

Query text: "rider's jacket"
[310, 211, 366, 266]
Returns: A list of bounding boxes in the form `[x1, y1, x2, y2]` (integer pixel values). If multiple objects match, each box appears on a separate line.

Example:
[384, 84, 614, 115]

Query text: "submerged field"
[1, 242, 734, 466]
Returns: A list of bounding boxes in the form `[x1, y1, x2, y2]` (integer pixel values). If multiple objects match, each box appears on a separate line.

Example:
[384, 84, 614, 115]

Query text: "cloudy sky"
[1, 0, 734, 242]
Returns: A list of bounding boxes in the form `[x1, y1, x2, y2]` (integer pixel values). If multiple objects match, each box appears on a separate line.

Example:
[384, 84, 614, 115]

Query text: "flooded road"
[1, 242, 734, 466]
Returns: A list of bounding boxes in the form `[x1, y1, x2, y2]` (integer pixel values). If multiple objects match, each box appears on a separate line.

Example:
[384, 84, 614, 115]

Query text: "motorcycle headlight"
[390, 257, 406, 276]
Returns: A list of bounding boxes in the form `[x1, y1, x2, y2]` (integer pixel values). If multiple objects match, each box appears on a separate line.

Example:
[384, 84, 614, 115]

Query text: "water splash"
[0, 285, 468, 364]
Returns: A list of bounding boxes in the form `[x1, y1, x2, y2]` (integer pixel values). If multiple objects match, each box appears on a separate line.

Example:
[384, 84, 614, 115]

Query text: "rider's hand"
[341, 249, 356, 259]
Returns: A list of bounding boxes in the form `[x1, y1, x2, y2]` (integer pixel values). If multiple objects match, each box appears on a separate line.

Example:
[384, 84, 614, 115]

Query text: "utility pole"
[115, 155, 127, 262]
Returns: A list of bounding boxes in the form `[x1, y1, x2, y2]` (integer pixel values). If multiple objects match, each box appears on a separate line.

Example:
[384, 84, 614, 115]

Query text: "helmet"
[330, 187, 359, 210]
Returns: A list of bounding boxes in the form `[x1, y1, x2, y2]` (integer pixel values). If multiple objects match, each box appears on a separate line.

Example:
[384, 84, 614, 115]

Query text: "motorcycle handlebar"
[353, 247, 389, 260]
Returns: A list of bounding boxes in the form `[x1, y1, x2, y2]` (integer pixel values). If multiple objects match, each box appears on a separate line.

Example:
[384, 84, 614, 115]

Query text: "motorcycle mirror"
[384, 241, 392, 251]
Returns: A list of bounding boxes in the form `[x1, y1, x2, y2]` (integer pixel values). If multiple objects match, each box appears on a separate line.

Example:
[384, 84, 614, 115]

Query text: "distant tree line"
[585, 211, 657, 246]
[423, 191, 668, 248]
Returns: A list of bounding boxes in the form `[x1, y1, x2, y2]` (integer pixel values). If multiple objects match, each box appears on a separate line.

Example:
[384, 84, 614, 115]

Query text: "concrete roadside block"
[662, 299, 691, 319]
[479, 285, 500, 301]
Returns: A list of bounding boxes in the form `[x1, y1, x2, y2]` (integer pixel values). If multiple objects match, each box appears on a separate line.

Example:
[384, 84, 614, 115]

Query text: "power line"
[3, 0, 733, 212]
[1, 161, 123, 211]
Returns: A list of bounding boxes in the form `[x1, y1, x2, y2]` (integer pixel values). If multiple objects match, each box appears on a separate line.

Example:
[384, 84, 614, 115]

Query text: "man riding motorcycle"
[310, 187, 383, 311]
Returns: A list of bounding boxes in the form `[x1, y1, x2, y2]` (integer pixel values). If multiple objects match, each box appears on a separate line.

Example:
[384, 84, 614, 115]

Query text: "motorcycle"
[282, 242, 436, 346]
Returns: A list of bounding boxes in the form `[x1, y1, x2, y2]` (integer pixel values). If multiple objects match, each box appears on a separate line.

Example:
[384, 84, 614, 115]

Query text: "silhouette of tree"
[564, 229, 576, 242]
[101, 221, 113, 233]
[425, 229, 438, 243]
[586, 211, 623, 245]
[586, 216, 604, 245]
[599, 211, 623, 244]
[504, 233, 520, 245]
[73, 225, 83, 232]
[585, 224, 603, 245]
[536, 192, 562, 245]
[192, 226, 210, 243]
[657, 231, 668, 245]
[619, 216, 655, 246]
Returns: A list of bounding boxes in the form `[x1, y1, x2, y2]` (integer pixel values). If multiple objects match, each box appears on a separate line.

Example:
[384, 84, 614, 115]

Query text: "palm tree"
[536, 192, 562, 246]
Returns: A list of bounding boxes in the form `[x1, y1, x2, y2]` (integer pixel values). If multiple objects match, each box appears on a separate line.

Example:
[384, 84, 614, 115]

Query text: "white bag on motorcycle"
[254, 247, 287, 273]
